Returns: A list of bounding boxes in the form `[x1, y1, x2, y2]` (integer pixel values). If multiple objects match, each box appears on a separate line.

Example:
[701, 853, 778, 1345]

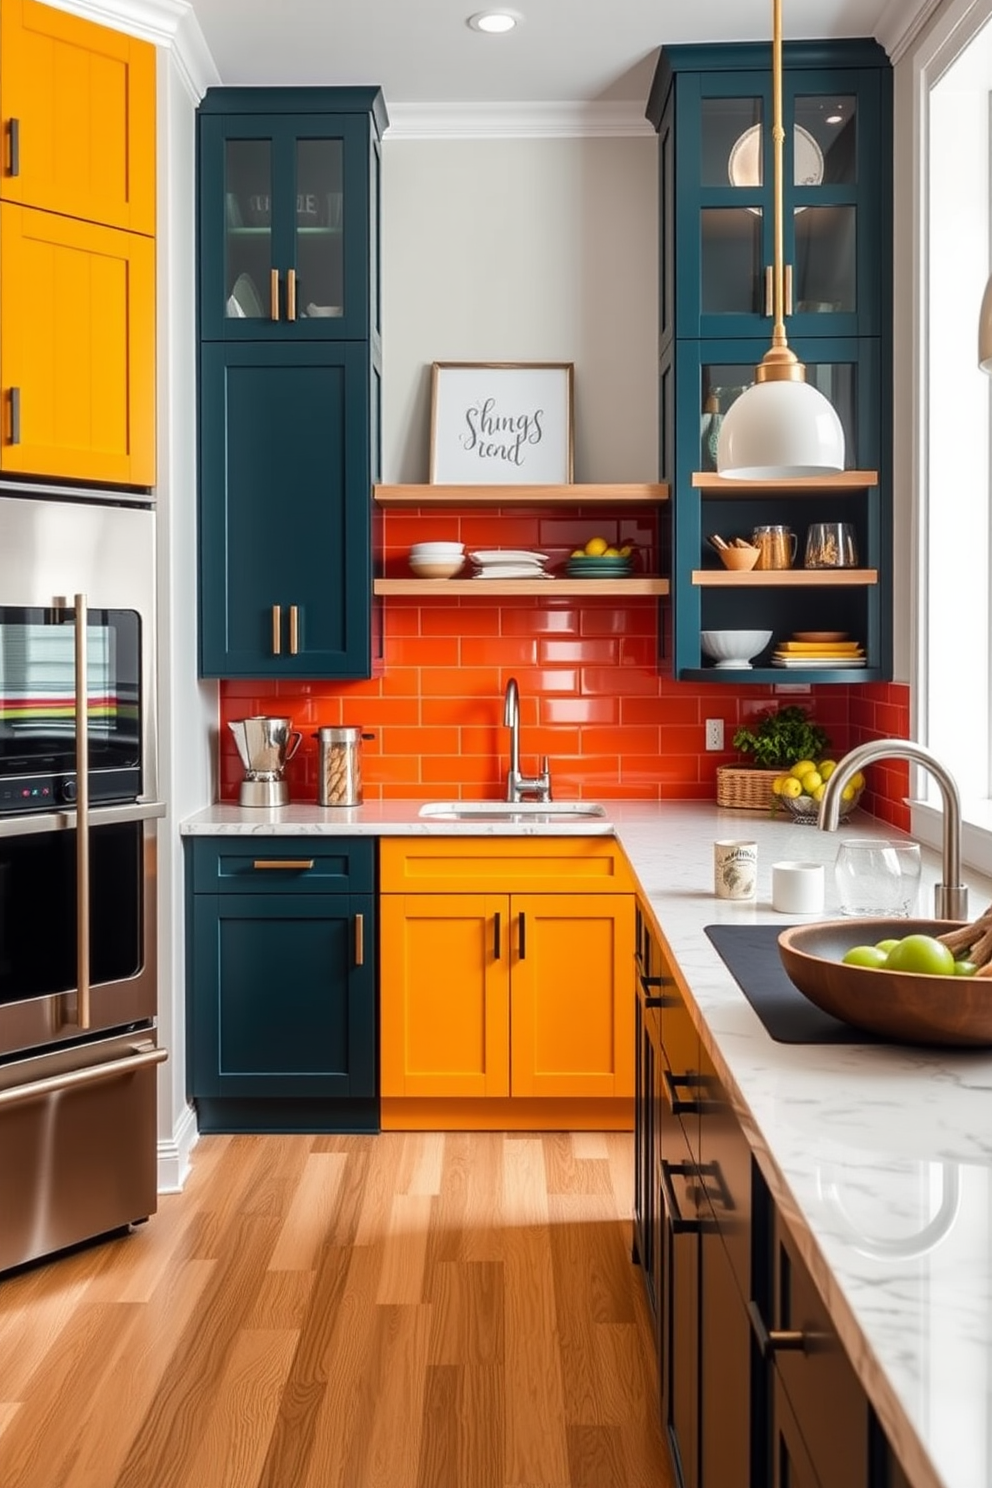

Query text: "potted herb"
[716, 705, 831, 811]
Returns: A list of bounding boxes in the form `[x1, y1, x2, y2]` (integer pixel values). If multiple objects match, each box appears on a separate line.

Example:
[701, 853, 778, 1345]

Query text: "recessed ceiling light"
[467, 11, 519, 34]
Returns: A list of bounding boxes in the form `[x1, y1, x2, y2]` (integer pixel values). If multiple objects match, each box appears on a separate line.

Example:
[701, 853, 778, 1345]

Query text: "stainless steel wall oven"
[0, 486, 165, 1275]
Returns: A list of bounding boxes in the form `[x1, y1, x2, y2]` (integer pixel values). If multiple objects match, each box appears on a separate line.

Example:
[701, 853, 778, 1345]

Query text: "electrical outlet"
[705, 718, 724, 751]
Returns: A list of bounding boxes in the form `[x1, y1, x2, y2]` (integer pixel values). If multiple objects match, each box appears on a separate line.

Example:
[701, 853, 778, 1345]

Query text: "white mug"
[714, 839, 758, 900]
[772, 860, 825, 915]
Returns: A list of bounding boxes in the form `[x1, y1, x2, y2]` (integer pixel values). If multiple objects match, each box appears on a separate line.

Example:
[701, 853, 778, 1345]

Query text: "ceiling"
[186, 0, 932, 107]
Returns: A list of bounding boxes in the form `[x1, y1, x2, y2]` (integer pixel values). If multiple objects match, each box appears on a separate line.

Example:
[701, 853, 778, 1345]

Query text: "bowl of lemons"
[772, 758, 864, 824]
[565, 535, 635, 578]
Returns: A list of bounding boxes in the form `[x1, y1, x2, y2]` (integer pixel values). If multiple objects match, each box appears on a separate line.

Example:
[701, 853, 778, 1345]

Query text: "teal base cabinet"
[187, 837, 377, 1133]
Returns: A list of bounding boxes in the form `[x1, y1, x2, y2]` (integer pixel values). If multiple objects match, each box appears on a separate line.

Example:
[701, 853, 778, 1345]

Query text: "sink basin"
[419, 800, 607, 821]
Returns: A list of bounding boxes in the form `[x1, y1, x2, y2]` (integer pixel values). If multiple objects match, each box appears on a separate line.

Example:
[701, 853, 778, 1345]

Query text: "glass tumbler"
[804, 521, 858, 568]
[834, 839, 923, 917]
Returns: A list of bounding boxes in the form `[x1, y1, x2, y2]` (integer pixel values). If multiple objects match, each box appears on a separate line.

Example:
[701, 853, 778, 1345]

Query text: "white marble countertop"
[181, 797, 992, 1488]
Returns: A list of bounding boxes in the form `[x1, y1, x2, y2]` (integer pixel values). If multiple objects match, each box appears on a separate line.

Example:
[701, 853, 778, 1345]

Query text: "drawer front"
[698, 1041, 752, 1303]
[772, 1216, 869, 1488]
[190, 836, 375, 894]
[379, 836, 635, 895]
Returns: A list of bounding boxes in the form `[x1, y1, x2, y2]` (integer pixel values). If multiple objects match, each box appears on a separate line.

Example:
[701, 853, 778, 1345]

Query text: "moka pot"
[228, 716, 302, 807]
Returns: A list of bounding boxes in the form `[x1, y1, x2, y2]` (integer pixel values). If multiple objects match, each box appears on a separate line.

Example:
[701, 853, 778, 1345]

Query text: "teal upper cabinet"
[196, 87, 386, 680]
[647, 43, 893, 685]
[198, 87, 385, 345]
[648, 42, 890, 350]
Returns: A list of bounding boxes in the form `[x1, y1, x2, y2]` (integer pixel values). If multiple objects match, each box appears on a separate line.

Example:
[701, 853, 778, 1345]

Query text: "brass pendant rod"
[754, 0, 804, 384]
[771, 0, 787, 350]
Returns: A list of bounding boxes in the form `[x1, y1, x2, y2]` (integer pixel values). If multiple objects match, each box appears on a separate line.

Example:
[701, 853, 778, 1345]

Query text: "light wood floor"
[0, 1130, 673, 1488]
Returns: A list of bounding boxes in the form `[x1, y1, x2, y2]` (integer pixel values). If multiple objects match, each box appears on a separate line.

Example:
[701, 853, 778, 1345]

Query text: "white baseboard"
[157, 1101, 199, 1193]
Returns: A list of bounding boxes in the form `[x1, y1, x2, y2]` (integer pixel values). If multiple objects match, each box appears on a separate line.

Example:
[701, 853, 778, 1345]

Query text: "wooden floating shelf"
[374, 577, 670, 597]
[691, 569, 877, 587]
[691, 471, 878, 493]
[373, 482, 669, 507]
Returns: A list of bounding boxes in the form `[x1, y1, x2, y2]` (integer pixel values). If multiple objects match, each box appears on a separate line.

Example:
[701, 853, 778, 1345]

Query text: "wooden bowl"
[719, 546, 760, 572]
[777, 918, 992, 1046]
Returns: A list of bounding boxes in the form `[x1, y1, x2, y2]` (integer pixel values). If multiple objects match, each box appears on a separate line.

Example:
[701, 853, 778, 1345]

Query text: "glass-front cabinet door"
[199, 112, 370, 341]
[669, 61, 884, 342]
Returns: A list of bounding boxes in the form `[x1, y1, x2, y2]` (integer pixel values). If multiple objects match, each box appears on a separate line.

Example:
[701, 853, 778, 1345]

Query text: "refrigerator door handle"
[0, 1043, 167, 1110]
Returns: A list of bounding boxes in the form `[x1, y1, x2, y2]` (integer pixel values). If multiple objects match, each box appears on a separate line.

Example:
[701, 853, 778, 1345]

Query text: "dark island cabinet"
[647, 42, 892, 683]
[633, 897, 925, 1488]
[196, 87, 385, 679]
[186, 837, 377, 1133]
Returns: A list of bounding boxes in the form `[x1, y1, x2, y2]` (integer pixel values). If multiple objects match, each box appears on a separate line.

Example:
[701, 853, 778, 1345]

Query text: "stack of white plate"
[409, 541, 465, 578]
[468, 548, 552, 579]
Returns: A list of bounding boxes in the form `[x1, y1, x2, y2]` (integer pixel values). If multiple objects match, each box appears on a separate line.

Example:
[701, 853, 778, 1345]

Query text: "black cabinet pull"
[8, 117, 19, 176]
[663, 1067, 705, 1116]
[697, 1158, 735, 1214]
[9, 387, 20, 445]
[518, 910, 526, 959]
[659, 1159, 708, 1235]
[747, 1298, 805, 1357]
[493, 911, 501, 960]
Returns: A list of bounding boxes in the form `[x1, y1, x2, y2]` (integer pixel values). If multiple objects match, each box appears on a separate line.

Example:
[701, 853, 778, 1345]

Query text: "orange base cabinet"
[379, 838, 636, 1131]
[0, 203, 155, 485]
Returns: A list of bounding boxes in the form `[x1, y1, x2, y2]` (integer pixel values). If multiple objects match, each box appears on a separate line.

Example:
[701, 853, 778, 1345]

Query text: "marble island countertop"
[181, 797, 992, 1488]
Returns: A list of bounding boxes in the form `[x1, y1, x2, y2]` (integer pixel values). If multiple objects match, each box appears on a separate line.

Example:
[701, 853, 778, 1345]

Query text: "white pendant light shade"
[716, 378, 846, 479]
[979, 272, 992, 371]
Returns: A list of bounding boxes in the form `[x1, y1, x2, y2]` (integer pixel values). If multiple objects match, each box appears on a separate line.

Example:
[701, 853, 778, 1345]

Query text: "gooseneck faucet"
[503, 677, 552, 803]
[817, 738, 968, 920]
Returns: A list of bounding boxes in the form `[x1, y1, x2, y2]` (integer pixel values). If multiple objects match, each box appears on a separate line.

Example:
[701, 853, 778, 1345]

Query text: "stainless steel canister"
[314, 726, 373, 807]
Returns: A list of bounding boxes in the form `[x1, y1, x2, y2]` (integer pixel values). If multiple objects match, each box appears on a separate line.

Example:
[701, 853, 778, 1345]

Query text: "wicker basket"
[716, 765, 783, 811]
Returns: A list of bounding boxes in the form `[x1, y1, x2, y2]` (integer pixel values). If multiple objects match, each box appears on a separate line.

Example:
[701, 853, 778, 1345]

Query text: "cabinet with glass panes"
[648, 41, 892, 684]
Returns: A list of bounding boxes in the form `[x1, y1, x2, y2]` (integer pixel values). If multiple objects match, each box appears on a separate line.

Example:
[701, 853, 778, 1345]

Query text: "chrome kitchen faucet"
[503, 677, 552, 803]
[817, 738, 968, 920]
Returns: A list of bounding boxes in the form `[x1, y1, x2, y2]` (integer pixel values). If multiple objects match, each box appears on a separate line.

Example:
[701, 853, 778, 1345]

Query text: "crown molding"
[875, 0, 947, 62]
[384, 100, 655, 141]
[43, 0, 219, 98]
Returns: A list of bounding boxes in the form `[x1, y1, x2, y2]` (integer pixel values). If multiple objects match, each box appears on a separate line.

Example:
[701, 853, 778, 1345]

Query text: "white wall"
[380, 135, 659, 484]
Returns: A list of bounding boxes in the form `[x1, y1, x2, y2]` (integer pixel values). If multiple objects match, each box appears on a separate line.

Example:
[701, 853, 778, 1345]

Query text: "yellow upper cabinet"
[0, 203, 155, 484]
[0, 0, 155, 235]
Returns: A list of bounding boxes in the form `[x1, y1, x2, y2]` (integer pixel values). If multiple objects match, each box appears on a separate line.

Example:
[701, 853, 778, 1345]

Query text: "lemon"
[790, 759, 817, 780]
[811, 782, 826, 802]
[571, 549, 584, 558]
[771, 774, 786, 796]
[781, 777, 804, 799]
[619, 544, 633, 556]
[800, 770, 822, 794]
[850, 770, 866, 791]
[604, 546, 621, 557]
[584, 536, 609, 556]
[818, 759, 837, 780]
[840, 782, 858, 802]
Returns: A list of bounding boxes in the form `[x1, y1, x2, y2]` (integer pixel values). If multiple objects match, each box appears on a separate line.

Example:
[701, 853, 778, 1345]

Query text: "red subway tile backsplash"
[217, 506, 912, 817]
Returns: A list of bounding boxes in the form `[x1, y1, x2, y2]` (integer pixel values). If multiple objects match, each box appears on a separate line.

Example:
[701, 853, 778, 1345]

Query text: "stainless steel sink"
[419, 800, 607, 821]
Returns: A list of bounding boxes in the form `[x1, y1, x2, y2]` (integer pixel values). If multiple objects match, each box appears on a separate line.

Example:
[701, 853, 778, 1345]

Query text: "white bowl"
[409, 541, 464, 555]
[409, 555, 466, 579]
[700, 629, 773, 668]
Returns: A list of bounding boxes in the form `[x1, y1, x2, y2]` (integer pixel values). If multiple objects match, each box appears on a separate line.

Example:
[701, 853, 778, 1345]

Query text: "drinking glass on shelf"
[834, 839, 923, 917]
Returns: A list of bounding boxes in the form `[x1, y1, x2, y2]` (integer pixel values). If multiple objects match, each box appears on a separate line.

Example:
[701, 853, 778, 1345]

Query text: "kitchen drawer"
[379, 836, 635, 896]
[659, 953, 702, 1164]
[768, 1214, 869, 1488]
[698, 1038, 752, 1303]
[189, 836, 375, 894]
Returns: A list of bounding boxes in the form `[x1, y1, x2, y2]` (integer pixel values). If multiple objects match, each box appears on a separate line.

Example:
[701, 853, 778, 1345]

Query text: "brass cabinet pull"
[252, 859, 315, 870]
[271, 604, 282, 654]
[8, 117, 20, 176]
[74, 593, 91, 1031]
[270, 268, 279, 320]
[493, 911, 501, 960]
[289, 604, 299, 655]
[355, 913, 364, 966]
[9, 386, 21, 445]
[764, 264, 774, 317]
[287, 267, 297, 321]
[747, 1299, 805, 1357]
[784, 262, 794, 316]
